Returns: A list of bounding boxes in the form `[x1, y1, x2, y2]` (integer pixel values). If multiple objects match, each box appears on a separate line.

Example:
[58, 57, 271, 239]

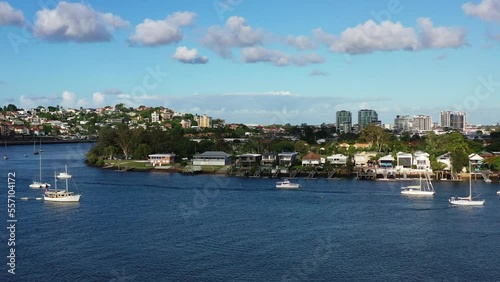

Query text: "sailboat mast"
[469, 162, 472, 201]
[39, 152, 42, 181]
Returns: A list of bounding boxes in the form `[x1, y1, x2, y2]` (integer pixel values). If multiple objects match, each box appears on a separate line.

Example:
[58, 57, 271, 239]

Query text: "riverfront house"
[278, 152, 298, 167]
[192, 151, 232, 166]
[237, 154, 262, 167]
[301, 152, 322, 166]
[326, 154, 348, 165]
[149, 153, 176, 166]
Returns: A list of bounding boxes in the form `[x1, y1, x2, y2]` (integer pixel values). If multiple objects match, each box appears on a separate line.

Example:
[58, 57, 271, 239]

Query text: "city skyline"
[1, 0, 500, 125]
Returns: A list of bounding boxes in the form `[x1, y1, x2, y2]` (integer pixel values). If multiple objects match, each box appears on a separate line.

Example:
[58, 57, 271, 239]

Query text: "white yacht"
[30, 152, 50, 189]
[401, 172, 435, 196]
[449, 164, 484, 206]
[276, 179, 301, 189]
[56, 165, 72, 179]
[44, 167, 81, 202]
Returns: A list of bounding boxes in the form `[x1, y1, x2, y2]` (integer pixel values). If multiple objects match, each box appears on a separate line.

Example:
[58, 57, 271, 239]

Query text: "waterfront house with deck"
[302, 152, 322, 166]
[149, 153, 176, 166]
[326, 154, 348, 165]
[278, 152, 298, 167]
[469, 153, 484, 168]
[437, 153, 452, 171]
[261, 152, 278, 166]
[237, 154, 262, 167]
[379, 154, 395, 168]
[354, 151, 377, 167]
[396, 152, 413, 170]
[193, 151, 232, 166]
[413, 151, 431, 171]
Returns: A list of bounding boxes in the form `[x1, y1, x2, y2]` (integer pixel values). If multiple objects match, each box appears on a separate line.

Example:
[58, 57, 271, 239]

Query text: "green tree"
[359, 124, 390, 152]
[116, 125, 133, 159]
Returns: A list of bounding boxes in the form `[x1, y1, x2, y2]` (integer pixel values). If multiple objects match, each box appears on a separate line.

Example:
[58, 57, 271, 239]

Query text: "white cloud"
[320, 18, 467, 54]
[241, 46, 325, 66]
[202, 16, 264, 58]
[462, 0, 500, 22]
[0, 1, 24, 27]
[286, 35, 316, 50]
[33, 1, 129, 42]
[129, 11, 196, 46]
[92, 92, 106, 107]
[330, 20, 419, 54]
[172, 46, 208, 64]
[417, 18, 467, 49]
[313, 28, 337, 45]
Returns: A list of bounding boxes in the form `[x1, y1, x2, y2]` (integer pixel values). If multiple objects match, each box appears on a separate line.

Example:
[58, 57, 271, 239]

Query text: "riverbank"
[99, 160, 500, 182]
[3, 138, 97, 146]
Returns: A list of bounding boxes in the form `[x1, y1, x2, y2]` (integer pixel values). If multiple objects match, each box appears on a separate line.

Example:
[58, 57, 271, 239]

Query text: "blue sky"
[1, 0, 500, 125]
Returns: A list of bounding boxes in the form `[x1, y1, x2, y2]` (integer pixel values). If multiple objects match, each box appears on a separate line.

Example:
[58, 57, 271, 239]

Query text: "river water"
[0, 143, 499, 281]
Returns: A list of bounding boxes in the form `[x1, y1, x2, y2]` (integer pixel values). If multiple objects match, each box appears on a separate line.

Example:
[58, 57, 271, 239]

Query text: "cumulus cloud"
[32, 1, 129, 42]
[92, 92, 106, 107]
[202, 16, 264, 58]
[320, 18, 467, 54]
[0, 1, 24, 27]
[330, 20, 419, 54]
[417, 18, 467, 49]
[313, 28, 337, 45]
[286, 35, 316, 50]
[462, 0, 500, 22]
[129, 11, 196, 46]
[309, 70, 329, 76]
[172, 46, 208, 64]
[241, 46, 324, 66]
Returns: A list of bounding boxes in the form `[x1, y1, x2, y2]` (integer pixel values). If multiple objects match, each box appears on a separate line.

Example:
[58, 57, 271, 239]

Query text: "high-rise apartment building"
[441, 110, 466, 131]
[336, 110, 352, 133]
[358, 109, 379, 131]
[413, 115, 432, 131]
[394, 115, 413, 133]
[195, 114, 212, 128]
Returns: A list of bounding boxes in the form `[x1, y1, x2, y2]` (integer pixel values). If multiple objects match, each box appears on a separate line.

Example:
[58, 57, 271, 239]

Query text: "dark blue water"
[1, 143, 499, 281]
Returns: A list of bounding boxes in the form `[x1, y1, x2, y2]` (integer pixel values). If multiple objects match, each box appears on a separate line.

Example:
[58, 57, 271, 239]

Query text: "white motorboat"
[56, 165, 72, 179]
[276, 179, 301, 189]
[401, 172, 435, 196]
[496, 191, 500, 196]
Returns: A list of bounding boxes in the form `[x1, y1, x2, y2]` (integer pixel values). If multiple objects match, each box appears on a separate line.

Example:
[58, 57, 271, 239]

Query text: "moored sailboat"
[44, 167, 81, 202]
[401, 172, 435, 196]
[30, 152, 50, 189]
[449, 163, 484, 206]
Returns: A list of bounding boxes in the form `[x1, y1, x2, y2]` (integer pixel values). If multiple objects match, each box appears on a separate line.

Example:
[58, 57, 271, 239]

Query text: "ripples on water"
[0, 143, 499, 281]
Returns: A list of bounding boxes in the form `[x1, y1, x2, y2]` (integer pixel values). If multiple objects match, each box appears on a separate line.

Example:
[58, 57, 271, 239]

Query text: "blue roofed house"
[192, 151, 232, 166]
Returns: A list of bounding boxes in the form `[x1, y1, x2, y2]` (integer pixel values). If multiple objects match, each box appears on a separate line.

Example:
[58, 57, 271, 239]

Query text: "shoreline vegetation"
[84, 123, 500, 182]
[99, 159, 499, 181]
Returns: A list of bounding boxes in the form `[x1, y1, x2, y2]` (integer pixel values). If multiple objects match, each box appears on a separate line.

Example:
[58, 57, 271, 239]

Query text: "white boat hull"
[449, 198, 485, 206]
[497, 191, 500, 196]
[276, 184, 301, 189]
[401, 190, 435, 196]
[29, 182, 50, 189]
[44, 194, 81, 202]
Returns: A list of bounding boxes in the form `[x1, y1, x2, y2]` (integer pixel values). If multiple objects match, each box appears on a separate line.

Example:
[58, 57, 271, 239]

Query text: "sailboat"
[33, 140, 39, 155]
[401, 172, 435, 196]
[3, 141, 8, 160]
[44, 166, 81, 202]
[449, 163, 485, 206]
[29, 152, 50, 189]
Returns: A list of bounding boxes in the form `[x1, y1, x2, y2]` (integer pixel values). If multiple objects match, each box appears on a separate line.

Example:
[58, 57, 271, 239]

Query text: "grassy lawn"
[105, 160, 152, 169]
